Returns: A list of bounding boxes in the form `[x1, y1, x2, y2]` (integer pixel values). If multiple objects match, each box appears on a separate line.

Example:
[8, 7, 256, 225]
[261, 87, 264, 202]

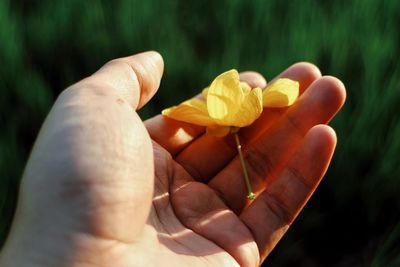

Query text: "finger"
[145, 71, 267, 156]
[175, 63, 322, 182]
[242, 62, 321, 141]
[73, 51, 164, 110]
[171, 175, 259, 267]
[240, 71, 267, 88]
[209, 76, 345, 212]
[239, 125, 337, 261]
[269, 62, 321, 95]
[145, 116, 205, 156]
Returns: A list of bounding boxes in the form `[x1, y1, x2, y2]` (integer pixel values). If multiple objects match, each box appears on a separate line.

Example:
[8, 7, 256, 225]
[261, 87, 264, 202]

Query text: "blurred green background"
[1, 0, 400, 266]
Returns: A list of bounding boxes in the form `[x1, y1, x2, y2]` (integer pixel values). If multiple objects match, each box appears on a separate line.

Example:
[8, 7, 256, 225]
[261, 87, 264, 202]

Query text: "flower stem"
[234, 132, 255, 200]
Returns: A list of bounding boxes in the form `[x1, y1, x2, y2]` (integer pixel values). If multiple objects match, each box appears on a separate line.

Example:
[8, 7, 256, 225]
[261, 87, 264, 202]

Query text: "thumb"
[84, 50, 164, 109]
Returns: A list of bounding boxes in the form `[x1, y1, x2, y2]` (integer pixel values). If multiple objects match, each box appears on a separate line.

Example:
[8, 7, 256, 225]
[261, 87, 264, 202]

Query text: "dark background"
[1, 0, 400, 266]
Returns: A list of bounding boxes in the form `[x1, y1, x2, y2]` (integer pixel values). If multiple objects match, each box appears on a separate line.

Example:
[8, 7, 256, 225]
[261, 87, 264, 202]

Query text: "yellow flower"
[162, 69, 299, 137]
[162, 69, 299, 200]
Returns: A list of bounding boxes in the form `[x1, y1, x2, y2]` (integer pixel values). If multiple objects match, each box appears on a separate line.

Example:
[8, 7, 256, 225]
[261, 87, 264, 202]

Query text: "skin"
[0, 51, 346, 267]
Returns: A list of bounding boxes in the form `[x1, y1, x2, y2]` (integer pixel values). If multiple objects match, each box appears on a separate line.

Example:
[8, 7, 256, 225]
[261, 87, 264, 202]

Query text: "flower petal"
[207, 69, 243, 126]
[240, 82, 252, 94]
[201, 87, 209, 100]
[263, 78, 299, 107]
[162, 98, 215, 126]
[233, 87, 263, 127]
[206, 125, 231, 137]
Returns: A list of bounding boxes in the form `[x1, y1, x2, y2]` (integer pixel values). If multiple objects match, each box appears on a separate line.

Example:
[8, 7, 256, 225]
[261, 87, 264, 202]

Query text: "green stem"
[234, 132, 255, 200]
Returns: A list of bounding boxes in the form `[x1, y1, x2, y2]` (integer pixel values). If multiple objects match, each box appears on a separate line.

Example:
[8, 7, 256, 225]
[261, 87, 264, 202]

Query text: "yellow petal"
[162, 98, 215, 126]
[201, 87, 209, 100]
[263, 78, 299, 107]
[206, 125, 231, 137]
[207, 69, 243, 125]
[240, 82, 251, 94]
[232, 87, 263, 127]
[203, 81, 247, 102]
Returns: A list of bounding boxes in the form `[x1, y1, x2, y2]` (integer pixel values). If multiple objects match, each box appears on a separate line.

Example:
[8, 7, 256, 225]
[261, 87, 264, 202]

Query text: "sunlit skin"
[0, 51, 346, 267]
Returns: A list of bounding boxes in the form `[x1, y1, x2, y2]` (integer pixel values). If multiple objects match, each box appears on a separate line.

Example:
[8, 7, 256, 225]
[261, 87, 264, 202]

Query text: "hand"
[0, 52, 345, 267]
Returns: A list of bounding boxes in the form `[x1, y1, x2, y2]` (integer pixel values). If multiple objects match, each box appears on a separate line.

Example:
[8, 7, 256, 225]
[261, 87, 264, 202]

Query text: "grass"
[1, 0, 400, 266]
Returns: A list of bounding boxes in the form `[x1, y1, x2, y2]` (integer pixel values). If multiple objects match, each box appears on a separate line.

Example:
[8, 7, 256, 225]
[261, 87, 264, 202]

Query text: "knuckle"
[244, 143, 275, 183]
[286, 166, 312, 191]
[261, 192, 292, 225]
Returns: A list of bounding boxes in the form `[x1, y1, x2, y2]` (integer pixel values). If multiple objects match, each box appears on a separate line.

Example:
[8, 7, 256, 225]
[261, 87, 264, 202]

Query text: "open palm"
[0, 52, 345, 267]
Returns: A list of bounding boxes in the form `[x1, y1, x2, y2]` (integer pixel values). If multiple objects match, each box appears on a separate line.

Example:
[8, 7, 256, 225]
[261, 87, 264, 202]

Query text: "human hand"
[0, 51, 345, 267]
